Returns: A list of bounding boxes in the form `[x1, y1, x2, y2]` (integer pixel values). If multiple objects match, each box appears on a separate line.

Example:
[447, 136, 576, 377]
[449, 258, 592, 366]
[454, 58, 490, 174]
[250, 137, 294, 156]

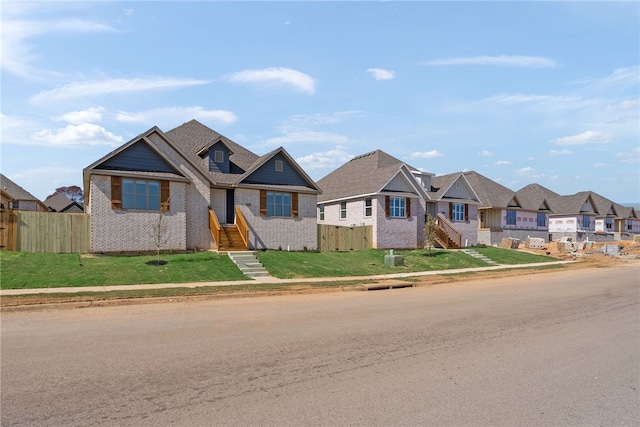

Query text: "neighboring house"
[426, 171, 484, 248]
[0, 173, 48, 212]
[83, 120, 321, 253]
[548, 191, 600, 241]
[472, 182, 560, 245]
[590, 193, 640, 240]
[316, 150, 430, 249]
[44, 192, 84, 213]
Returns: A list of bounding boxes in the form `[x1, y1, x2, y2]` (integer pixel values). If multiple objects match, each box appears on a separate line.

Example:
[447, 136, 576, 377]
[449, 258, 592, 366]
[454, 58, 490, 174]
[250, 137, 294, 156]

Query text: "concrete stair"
[461, 248, 499, 265]
[227, 251, 270, 278]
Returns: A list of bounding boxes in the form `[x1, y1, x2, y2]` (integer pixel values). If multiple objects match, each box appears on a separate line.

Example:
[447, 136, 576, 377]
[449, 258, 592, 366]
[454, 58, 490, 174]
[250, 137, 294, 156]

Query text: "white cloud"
[225, 67, 316, 94]
[116, 107, 237, 125]
[607, 99, 639, 111]
[31, 123, 123, 147]
[264, 131, 349, 147]
[551, 130, 614, 145]
[31, 78, 210, 103]
[593, 162, 609, 168]
[1, 19, 115, 78]
[549, 149, 573, 156]
[408, 151, 443, 159]
[616, 147, 640, 164]
[514, 166, 544, 181]
[495, 160, 512, 166]
[571, 66, 640, 87]
[366, 68, 395, 80]
[53, 107, 104, 125]
[425, 55, 557, 68]
[282, 111, 361, 130]
[478, 150, 493, 157]
[296, 149, 354, 171]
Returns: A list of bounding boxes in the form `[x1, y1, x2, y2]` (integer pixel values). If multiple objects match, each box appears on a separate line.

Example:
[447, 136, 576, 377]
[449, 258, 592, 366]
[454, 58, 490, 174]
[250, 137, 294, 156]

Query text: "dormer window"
[275, 160, 284, 172]
[214, 150, 224, 163]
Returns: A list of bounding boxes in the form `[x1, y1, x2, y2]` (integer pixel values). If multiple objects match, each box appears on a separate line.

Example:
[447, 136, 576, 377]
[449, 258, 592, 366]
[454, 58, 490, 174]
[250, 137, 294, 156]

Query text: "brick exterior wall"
[236, 188, 318, 250]
[319, 196, 424, 249]
[436, 201, 478, 247]
[88, 175, 188, 252]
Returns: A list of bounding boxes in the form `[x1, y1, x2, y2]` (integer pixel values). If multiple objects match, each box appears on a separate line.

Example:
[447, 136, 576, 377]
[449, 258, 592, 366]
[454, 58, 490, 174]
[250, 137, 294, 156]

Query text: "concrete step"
[461, 249, 499, 265]
[227, 251, 271, 279]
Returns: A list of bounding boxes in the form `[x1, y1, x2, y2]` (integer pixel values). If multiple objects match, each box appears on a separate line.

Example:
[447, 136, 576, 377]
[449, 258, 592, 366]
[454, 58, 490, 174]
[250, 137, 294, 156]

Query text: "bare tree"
[423, 214, 438, 256]
[149, 201, 170, 265]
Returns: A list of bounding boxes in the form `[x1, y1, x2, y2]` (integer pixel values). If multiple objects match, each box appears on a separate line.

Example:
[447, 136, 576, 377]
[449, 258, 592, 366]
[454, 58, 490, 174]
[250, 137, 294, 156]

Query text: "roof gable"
[95, 139, 181, 174]
[317, 150, 426, 203]
[239, 147, 321, 192]
[0, 173, 42, 202]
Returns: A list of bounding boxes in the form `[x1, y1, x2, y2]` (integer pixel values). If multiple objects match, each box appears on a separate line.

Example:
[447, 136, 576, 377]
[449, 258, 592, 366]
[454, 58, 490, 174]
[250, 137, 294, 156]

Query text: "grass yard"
[256, 248, 558, 279]
[0, 251, 247, 289]
[0, 247, 559, 290]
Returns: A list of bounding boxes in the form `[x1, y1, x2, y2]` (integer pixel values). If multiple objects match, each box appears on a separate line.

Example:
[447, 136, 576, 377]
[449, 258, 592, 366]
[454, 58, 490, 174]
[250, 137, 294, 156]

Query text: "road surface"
[2, 264, 639, 426]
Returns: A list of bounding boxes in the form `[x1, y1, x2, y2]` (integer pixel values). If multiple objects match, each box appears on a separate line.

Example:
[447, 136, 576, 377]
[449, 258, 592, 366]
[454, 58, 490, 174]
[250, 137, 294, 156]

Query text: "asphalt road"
[2, 265, 639, 426]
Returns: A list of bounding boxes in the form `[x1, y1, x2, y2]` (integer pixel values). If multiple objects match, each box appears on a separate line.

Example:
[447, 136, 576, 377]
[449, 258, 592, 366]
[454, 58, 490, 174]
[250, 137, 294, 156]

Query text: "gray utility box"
[384, 250, 405, 267]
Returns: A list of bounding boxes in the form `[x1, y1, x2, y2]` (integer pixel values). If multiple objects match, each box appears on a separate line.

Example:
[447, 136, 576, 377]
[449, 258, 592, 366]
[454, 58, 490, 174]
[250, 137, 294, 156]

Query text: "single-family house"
[44, 192, 84, 213]
[316, 150, 430, 249]
[0, 174, 48, 212]
[548, 191, 600, 241]
[589, 193, 640, 240]
[426, 171, 484, 248]
[83, 120, 321, 253]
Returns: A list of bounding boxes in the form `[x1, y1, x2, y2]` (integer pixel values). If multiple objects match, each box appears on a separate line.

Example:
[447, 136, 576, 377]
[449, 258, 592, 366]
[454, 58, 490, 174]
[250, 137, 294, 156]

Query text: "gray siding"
[207, 143, 230, 173]
[97, 141, 177, 173]
[243, 154, 309, 187]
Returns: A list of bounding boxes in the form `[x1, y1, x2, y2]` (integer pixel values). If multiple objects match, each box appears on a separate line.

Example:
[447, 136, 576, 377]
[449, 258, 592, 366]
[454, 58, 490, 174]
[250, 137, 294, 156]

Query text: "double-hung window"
[452, 203, 465, 222]
[340, 201, 347, 219]
[627, 220, 633, 231]
[266, 191, 291, 217]
[389, 197, 406, 218]
[122, 179, 160, 210]
[506, 210, 517, 225]
[364, 198, 372, 217]
[605, 217, 613, 230]
[537, 213, 546, 227]
[582, 215, 591, 229]
[318, 204, 325, 221]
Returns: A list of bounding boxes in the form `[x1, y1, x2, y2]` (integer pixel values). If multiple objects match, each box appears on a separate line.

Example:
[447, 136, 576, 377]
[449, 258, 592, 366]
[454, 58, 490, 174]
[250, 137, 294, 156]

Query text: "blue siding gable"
[243, 153, 309, 187]
[96, 141, 179, 173]
[207, 142, 230, 173]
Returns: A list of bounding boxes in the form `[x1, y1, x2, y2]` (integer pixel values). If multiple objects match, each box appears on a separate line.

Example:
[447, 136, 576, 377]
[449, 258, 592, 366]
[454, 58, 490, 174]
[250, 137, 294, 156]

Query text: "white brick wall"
[319, 196, 423, 249]
[436, 201, 478, 247]
[236, 188, 318, 250]
[89, 175, 188, 252]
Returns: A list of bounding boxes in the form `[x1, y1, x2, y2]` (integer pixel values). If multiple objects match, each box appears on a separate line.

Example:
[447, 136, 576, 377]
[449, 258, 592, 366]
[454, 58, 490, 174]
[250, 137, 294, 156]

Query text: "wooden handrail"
[436, 213, 462, 248]
[208, 206, 221, 249]
[235, 207, 250, 249]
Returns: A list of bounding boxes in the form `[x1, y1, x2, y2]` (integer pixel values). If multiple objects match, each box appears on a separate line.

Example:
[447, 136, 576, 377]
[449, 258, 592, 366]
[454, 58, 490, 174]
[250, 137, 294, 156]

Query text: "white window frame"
[266, 191, 291, 217]
[364, 197, 372, 217]
[214, 150, 224, 163]
[389, 197, 406, 218]
[275, 160, 284, 172]
[319, 204, 325, 221]
[452, 203, 465, 222]
[340, 201, 347, 219]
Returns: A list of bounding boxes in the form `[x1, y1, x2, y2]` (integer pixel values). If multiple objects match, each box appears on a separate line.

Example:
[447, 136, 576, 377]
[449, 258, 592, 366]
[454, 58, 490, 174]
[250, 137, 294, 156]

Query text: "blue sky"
[2, 1, 639, 205]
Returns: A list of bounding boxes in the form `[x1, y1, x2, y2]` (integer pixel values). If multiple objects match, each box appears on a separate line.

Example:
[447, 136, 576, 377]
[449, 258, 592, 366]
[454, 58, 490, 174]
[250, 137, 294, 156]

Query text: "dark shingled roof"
[429, 171, 513, 207]
[1, 173, 42, 202]
[514, 183, 561, 211]
[317, 150, 412, 202]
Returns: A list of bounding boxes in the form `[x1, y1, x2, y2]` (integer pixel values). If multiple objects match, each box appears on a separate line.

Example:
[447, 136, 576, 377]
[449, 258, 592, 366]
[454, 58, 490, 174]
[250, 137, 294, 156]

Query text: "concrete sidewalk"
[0, 261, 575, 296]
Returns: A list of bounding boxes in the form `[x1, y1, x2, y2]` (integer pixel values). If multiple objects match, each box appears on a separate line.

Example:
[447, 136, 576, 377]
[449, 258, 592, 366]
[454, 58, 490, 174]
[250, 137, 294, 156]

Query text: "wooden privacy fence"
[0, 211, 90, 253]
[318, 224, 372, 252]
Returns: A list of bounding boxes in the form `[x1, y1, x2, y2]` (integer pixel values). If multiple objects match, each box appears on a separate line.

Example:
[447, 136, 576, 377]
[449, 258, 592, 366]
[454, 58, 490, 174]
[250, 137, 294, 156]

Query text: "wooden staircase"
[434, 214, 462, 249]
[208, 206, 249, 252]
[218, 226, 248, 251]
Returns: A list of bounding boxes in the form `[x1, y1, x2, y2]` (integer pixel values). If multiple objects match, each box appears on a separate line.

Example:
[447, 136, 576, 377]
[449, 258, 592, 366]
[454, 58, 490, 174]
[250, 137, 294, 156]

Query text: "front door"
[211, 188, 227, 224]
[226, 189, 235, 224]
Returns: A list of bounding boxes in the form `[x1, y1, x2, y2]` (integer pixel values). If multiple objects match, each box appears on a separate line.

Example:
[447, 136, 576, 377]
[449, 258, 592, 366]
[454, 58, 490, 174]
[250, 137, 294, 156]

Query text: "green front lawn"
[0, 251, 247, 289]
[0, 247, 559, 289]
